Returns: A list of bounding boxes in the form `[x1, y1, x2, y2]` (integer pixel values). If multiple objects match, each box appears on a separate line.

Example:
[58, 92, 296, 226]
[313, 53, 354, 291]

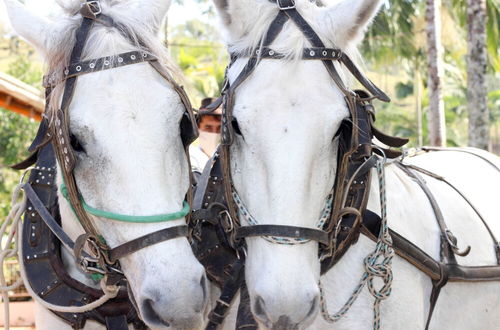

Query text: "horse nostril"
[142, 299, 170, 327]
[306, 296, 319, 320]
[253, 295, 267, 320]
[199, 274, 208, 311]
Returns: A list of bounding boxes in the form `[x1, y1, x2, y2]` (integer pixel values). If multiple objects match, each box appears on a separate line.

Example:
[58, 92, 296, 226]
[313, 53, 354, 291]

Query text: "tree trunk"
[467, 0, 489, 150]
[415, 65, 423, 147]
[425, 0, 446, 146]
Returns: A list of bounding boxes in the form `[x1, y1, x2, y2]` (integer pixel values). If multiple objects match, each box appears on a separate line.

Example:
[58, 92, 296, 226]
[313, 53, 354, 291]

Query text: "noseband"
[14, 1, 198, 328]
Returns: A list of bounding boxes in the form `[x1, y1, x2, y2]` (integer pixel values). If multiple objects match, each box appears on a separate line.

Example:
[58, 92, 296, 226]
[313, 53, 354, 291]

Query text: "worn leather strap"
[241, 47, 343, 61]
[193, 153, 218, 211]
[404, 162, 500, 264]
[108, 225, 188, 262]
[64, 51, 155, 80]
[280, 7, 390, 102]
[372, 125, 409, 148]
[397, 163, 471, 259]
[362, 210, 500, 282]
[105, 315, 129, 330]
[205, 260, 244, 330]
[236, 225, 329, 245]
[23, 183, 78, 253]
[236, 280, 258, 330]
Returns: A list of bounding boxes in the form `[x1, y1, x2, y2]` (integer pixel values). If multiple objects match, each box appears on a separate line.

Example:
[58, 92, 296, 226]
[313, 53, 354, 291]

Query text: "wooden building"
[0, 72, 43, 121]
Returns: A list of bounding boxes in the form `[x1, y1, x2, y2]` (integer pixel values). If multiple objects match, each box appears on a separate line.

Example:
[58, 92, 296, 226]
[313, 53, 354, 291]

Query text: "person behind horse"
[190, 97, 222, 173]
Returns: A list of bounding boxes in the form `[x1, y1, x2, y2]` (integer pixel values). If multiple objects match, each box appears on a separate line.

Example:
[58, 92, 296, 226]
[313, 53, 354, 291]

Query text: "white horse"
[4, 0, 209, 329]
[212, 0, 500, 329]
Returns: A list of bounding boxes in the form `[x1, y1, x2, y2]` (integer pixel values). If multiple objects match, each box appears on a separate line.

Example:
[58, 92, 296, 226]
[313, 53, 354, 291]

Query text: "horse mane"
[46, 0, 182, 121]
[224, 0, 363, 88]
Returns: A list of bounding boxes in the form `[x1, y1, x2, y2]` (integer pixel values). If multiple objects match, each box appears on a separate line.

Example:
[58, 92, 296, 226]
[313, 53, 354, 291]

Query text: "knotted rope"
[319, 159, 394, 330]
[0, 184, 26, 329]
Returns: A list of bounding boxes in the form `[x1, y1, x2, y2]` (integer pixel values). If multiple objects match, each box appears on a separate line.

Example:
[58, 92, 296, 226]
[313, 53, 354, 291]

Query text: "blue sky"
[0, 0, 211, 31]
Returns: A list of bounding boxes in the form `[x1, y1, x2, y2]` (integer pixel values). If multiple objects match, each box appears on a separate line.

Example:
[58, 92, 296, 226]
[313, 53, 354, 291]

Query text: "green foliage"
[0, 53, 41, 218]
[168, 19, 228, 106]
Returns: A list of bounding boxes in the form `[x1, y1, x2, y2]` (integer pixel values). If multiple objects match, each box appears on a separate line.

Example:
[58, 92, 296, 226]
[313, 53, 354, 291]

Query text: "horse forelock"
[45, 0, 181, 122]
[222, 0, 363, 88]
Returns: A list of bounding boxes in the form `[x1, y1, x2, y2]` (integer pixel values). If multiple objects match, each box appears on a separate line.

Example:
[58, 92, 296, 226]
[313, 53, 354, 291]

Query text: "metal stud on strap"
[276, 0, 296, 10]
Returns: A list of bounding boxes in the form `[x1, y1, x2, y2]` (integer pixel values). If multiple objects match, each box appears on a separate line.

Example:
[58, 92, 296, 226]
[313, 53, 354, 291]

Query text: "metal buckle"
[276, 0, 296, 10]
[81, 1, 102, 18]
[219, 210, 234, 233]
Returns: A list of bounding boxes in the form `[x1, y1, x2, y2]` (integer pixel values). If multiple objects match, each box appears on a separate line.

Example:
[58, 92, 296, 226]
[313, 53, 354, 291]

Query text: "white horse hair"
[213, 0, 500, 329]
[4, 0, 209, 329]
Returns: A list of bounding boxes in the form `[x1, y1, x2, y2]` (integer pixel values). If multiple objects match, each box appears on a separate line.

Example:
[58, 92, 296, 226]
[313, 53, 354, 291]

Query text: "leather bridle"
[14, 1, 198, 327]
[208, 0, 396, 260]
[194, 1, 500, 329]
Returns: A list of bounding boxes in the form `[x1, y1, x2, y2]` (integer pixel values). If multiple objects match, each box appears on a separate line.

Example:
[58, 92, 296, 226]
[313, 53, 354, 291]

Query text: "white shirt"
[189, 145, 210, 173]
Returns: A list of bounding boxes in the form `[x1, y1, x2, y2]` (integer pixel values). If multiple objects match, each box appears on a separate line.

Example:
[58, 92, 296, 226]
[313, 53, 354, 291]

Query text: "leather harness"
[13, 1, 198, 328]
[192, 1, 500, 329]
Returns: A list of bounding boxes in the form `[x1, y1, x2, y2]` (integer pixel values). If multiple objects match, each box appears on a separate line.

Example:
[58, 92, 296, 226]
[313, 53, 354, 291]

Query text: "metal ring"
[219, 210, 234, 233]
[19, 167, 35, 185]
[372, 145, 388, 165]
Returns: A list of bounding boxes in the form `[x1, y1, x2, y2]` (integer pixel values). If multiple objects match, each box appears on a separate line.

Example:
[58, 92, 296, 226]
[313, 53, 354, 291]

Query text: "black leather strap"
[62, 51, 156, 81]
[108, 225, 189, 262]
[105, 315, 129, 330]
[280, 7, 390, 102]
[241, 47, 343, 60]
[236, 225, 329, 245]
[23, 183, 78, 253]
[205, 260, 244, 330]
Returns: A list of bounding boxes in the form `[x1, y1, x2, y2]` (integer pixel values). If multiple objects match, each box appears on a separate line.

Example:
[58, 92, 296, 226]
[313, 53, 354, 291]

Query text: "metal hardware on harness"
[81, 1, 102, 18]
[444, 229, 471, 257]
[277, 0, 296, 10]
[219, 210, 235, 233]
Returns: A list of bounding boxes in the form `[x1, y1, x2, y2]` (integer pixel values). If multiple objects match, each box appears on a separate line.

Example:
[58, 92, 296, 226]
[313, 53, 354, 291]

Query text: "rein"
[9, 1, 198, 328]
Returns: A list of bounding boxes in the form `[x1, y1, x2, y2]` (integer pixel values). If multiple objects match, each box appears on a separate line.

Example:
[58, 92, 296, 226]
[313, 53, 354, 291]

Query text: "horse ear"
[128, 0, 173, 33]
[323, 0, 383, 46]
[3, 0, 57, 56]
[213, 0, 232, 26]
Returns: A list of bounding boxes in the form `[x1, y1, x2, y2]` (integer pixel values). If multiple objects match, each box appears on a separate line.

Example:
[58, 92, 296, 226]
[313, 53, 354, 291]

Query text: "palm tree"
[466, 0, 489, 150]
[425, 0, 446, 146]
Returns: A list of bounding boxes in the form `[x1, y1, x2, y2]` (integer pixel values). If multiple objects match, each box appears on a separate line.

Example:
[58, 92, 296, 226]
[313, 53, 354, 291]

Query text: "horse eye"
[70, 134, 86, 153]
[232, 119, 242, 136]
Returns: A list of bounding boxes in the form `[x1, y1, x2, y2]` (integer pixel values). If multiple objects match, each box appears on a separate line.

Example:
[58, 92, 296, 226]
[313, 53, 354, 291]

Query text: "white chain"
[232, 190, 334, 245]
